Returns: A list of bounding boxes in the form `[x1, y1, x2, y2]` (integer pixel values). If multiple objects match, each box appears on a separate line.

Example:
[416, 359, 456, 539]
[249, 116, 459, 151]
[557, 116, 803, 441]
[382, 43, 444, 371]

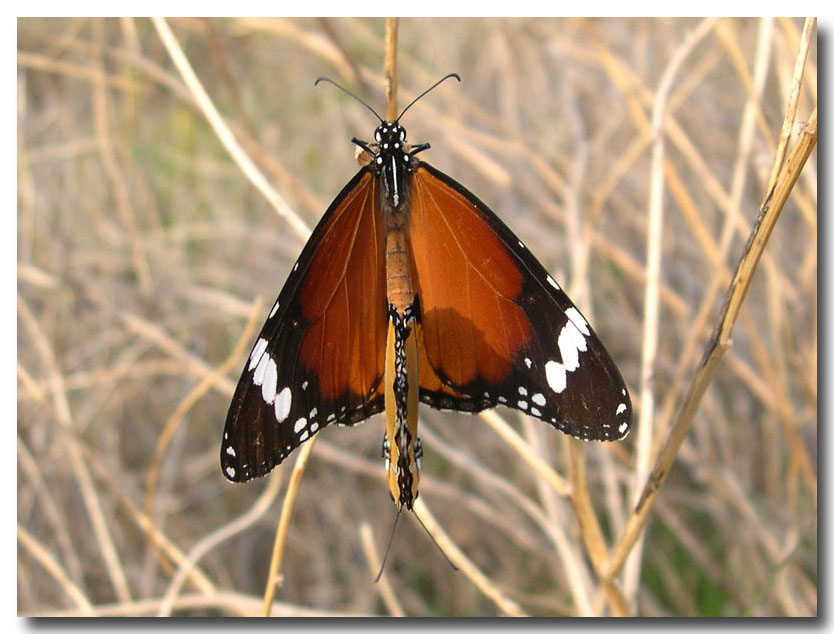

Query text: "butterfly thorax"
[370, 122, 414, 211]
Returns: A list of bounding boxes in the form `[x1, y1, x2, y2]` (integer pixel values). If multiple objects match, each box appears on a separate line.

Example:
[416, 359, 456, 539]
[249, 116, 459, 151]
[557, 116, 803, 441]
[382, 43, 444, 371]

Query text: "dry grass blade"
[624, 17, 718, 604]
[479, 409, 570, 497]
[261, 438, 317, 616]
[384, 18, 398, 121]
[143, 297, 263, 525]
[413, 499, 527, 617]
[605, 106, 817, 582]
[157, 468, 284, 616]
[151, 17, 309, 241]
[18, 525, 93, 614]
[359, 523, 405, 616]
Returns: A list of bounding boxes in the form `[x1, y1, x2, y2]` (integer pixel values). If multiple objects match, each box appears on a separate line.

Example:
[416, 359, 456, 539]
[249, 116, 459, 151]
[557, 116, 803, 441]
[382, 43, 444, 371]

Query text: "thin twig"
[413, 499, 527, 616]
[261, 438, 317, 615]
[18, 294, 133, 604]
[143, 297, 263, 522]
[151, 17, 310, 241]
[478, 409, 570, 497]
[91, 18, 153, 297]
[764, 18, 816, 198]
[384, 18, 398, 120]
[18, 525, 93, 614]
[623, 17, 718, 604]
[143, 297, 264, 573]
[359, 523, 405, 616]
[158, 468, 284, 616]
[604, 107, 817, 582]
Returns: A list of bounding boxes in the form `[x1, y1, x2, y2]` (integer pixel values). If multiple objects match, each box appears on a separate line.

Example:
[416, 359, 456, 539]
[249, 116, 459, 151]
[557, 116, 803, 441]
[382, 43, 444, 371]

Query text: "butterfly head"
[371, 123, 410, 164]
[374, 122, 407, 146]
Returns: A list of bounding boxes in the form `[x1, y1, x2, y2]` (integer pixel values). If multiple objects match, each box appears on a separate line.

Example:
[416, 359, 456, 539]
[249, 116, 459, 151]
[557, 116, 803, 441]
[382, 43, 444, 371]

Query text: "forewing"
[409, 163, 632, 441]
[222, 169, 387, 481]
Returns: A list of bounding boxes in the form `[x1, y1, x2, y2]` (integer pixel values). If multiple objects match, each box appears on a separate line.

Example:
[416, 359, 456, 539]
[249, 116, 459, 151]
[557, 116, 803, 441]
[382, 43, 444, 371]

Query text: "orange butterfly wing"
[409, 163, 631, 440]
[221, 170, 387, 481]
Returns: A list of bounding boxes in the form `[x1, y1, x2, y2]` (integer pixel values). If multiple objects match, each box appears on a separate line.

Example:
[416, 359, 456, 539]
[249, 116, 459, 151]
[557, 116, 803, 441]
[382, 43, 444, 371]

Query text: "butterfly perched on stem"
[222, 74, 632, 509]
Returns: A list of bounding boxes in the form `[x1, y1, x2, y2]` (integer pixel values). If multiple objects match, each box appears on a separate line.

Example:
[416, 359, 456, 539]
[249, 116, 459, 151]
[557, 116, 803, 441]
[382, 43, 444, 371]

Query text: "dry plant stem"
[18, 295, 132, 604]
[18, 440, 84, 585]
[117, 310, 236, 395]
[655, 17, 774, 441]
[151, 17, 310, 241]
[412, 499, 527, 617]
[478, 409, 570, 496]
[32, 591, 367, 618]
[234, 18, 357, 85]
[91, 19, 153, 297]
[158, 468, 284, 616]
[558, 93, 604, 615]
[143, 298, 264, 573]
[83, 450, 216, 595]
[261, 438, 317, 616]
[18, 524, 93, 614]
[384, 18, 398, 120]
[143, 297, 263, 520]
[16, 51, 144, 93]
[359, 523, 405, 616]
[565, 438, 608, 573]
[564, 439, 627, 617]
[764, 18, 816, 198]
[603, 107, 817, 583]
[623, 18, 718, 605]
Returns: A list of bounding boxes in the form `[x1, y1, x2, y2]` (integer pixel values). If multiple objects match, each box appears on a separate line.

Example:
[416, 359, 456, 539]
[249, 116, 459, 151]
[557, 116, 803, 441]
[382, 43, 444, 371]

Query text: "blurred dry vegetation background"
[17, 17, 816, 617]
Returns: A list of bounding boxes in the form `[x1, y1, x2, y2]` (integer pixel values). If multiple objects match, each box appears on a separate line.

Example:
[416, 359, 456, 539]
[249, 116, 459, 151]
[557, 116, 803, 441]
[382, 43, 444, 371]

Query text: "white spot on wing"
[564, 320, 588, 352]
[565, 307, 590, 336]
[530, 407, 541, 417]
[518, 386, 528, 396]
[532, 392, 546, 407]
[269, 299, 280, 319]
[309, 407, 318, 418]
[225, 446, 236, 457]
[262, 358, 278, 404]
[253, 353, 269, 386]
[558, 326, 580, 372]
[524, 357, 532, 368]
[225, 466, 236, 478]
[518, 400, 528, 409]
[275, 387, 292, 423]
[249, 338, 268, 371]
[546, 360, 567, 393]
[618, 421, 629, 435]
[294, 418, 307, 434]
[547, 275, 560, 291]
[616, 403, 627, 415]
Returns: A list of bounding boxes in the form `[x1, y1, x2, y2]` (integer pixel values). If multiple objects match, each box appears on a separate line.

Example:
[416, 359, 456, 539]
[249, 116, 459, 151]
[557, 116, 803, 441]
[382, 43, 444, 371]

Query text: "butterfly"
[221, 74, 632, 510]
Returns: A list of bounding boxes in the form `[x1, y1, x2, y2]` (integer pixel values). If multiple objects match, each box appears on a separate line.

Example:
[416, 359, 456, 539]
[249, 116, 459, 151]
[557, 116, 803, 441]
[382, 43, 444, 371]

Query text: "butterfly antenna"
[374, 508, 402, 583]
[315, 76, 383, 123]
[411, 510, 459, 573]
[395, 73, 461, 123]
